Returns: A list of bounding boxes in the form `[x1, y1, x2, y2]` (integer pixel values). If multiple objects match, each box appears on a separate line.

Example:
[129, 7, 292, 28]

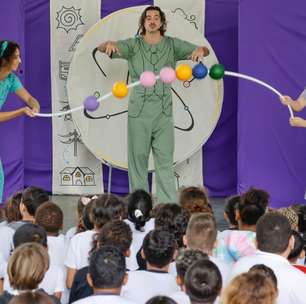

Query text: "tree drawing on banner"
[59, 129, 83, 157]
[171, 8, 198, 30]
[56, 6, 84, 33]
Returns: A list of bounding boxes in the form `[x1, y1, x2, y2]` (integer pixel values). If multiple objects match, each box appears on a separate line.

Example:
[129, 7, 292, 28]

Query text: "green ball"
[209, 64, 225, 80]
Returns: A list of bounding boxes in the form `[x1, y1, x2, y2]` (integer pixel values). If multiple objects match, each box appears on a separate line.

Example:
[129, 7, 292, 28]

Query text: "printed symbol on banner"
[59, 100, 72, 121]
[171, 8, 198, 30]
[59, 61, 70, 80]
[60, 166, 96, 186]
[58, 129, 82, 157]
[69, 34, 84, 52]
[56, 6, 84, 33]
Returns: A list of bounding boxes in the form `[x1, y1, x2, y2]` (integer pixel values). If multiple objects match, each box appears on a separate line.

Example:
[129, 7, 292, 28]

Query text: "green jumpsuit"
[114, 35, 197, 203]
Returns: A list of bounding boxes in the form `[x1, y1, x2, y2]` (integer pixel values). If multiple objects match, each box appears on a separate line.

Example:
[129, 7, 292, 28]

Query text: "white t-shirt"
[0, 251, 5, 279]
[169, 291, 190, 304]
[72, 294, 137, 304]
[124, 218, 155, 271]
[65, 230, 96, 270]
[4, 263, 65, 295]
[228, 250, 306, 304]
[47, 234, 67, 268]
[209, 256, 229, 285]
[0, 225, 14, 262]
[122, 270, 180, 303]
[65, 226, 77, 243]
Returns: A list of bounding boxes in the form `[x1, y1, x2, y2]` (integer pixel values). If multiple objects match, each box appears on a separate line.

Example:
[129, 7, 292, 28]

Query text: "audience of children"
[0, 185, 305, 304]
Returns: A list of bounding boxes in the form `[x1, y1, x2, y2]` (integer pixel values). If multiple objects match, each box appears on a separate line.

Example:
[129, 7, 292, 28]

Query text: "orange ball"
[112, 81, 128, 99]
[176, 64, 192, 81]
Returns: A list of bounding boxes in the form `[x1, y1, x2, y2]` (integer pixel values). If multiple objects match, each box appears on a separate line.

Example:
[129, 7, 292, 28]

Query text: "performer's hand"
[31, 100, 40, 113]
[22, 107, 35, 118]
[289, 116, 306, 128]
[280, 95, 294, 106]
[190, 46, 210, 62]
[98, 41, 121, 57]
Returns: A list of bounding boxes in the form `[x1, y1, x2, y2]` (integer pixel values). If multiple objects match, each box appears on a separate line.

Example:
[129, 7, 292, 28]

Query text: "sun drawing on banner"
[56, 6, 84, 33]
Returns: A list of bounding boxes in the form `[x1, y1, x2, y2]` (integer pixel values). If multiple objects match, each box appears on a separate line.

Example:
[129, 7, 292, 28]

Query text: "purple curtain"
[4, 1, 303, 207]
[238, 0, 306, 207]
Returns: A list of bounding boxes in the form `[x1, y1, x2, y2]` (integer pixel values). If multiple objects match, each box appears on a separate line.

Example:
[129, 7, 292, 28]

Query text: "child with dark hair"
[2, 223, 65, 299]
[69, 220, 133, 303]
[72, 246, 134, 304]
[288, 230, 306, 274]
[18, 187, 49, 227]
[169, 249, 208, 304]
[229, 213, 306, 303]
[35, 202, 66, 269]
[179, 186, 213, 215]
[155, 204, 190, 249]
[136, 203, 190, 272]
[0, 187, 48, 264]
[122, 229, 179, 303]
[65, 193, 124, 289]
[65, 196, 97, 243]
[223, 195, 239, 230]
[125, 189, 154, 271]
[185, 260, 222, 304]
[146, 296, 178, 304]
[215, 187, 269, 265]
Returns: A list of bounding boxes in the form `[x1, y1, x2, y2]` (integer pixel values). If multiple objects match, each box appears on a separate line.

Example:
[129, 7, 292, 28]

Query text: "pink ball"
[160, 67, 176, 84]
[140, 71, 156, 88]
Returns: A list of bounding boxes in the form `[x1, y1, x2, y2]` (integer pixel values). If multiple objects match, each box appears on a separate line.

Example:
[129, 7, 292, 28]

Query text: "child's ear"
[235, 209, 240, 221]
[86, 273, 93, 287]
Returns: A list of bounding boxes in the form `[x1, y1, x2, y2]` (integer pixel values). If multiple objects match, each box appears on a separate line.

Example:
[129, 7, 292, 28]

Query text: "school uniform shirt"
[124, 218, 155, 271]
[0, 252, 5, 279]
[0, 226, 14, 262]
[209, 256, 229, 285]
[228, 250, 306, 304]
[169, 291, 190, 304]
[4, 263, 65, 295]
[65, 226, 77, 244]
[65, 230, 96, 270]
[72, 294, 137, 304]
[121, 270, 180, 303]
[47, 234, 67, 268]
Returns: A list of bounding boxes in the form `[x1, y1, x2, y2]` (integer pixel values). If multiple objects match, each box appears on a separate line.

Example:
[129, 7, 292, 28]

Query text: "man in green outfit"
[98, 6, 209, 203]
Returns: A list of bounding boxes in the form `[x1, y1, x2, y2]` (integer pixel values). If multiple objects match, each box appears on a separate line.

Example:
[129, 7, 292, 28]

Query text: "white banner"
[152, 0, 206, 194]
[154, 0, 205, 34]
[50, 0, 103, 195]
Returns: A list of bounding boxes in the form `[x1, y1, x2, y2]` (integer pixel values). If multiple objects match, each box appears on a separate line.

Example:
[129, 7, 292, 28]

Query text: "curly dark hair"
[138, 6, 167, 36]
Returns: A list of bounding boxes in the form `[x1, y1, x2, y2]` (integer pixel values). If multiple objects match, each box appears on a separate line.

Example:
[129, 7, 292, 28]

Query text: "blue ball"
[192, 63, 208, 79]
[83, 96, 99, 112]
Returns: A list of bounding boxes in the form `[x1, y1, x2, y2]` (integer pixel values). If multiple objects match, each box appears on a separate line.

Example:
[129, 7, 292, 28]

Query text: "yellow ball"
[112, 81, 128, 99]
[176, 64, 192, 81]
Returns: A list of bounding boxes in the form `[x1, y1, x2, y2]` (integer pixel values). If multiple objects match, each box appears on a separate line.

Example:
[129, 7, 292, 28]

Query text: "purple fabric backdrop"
[0, 0, 264, 204]
[238, 0, 306, 207]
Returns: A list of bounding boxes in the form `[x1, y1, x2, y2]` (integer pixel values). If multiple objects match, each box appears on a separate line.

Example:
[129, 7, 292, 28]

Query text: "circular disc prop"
[67, 6, 224, 170]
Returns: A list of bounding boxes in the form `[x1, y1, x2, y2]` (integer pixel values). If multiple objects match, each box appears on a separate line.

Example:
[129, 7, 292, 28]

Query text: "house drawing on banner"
[60, 167, 96, 186]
